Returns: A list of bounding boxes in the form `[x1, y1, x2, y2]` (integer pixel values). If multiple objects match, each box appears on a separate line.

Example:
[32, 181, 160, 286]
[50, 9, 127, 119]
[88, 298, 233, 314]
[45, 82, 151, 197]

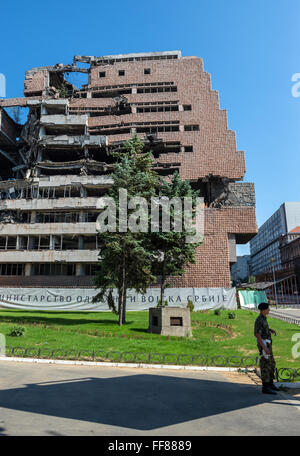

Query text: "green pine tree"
[93, 135, 159, 325]
[149, 171, 203, 304]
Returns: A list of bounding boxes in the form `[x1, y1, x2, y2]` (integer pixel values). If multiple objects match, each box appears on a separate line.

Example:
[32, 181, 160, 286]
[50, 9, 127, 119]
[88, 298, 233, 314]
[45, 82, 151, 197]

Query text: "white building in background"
[250, 202, 300, 275]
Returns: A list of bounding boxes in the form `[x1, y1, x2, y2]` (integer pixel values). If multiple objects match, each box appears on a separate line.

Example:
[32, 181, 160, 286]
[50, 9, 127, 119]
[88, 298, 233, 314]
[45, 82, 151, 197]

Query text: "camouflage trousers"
[258, 343, 276, 383]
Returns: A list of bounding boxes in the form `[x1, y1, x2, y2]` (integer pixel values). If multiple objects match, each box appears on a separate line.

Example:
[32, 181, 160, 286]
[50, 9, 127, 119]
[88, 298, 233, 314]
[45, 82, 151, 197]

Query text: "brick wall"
[0, 52, 257, 290]
[24, 70, 48, 95]
[167, 207, 257, 288]
[84, 57, 245, 180]
[0, 109, 18, 143]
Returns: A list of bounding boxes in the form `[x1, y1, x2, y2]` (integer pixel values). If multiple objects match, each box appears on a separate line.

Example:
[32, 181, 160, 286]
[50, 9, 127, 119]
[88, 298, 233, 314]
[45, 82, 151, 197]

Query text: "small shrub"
[187, 300, 194, 312]
[214, 309, 221, 316]
[228, 312, 236, 319]
[157, 299, 168, 307]
[8, 326, 25, 337]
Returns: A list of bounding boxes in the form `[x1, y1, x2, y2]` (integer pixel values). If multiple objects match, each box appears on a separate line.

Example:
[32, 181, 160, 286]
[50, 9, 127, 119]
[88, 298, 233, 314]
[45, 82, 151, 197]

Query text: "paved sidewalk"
[0, 360, 299, 436]
[246, 306, 300, 325]
[270, 308, 300, 322]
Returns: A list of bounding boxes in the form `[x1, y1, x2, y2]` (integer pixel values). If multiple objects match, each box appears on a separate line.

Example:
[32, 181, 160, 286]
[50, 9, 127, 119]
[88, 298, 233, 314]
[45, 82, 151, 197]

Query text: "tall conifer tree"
[93, 135, 159, 325]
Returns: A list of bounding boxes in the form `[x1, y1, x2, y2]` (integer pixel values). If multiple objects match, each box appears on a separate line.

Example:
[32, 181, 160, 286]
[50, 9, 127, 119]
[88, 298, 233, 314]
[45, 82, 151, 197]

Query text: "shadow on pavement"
[0, 373, 283, 431]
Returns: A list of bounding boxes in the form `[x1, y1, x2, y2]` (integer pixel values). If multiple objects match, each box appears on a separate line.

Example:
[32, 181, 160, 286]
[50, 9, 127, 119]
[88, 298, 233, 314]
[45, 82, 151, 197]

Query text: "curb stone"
[4, 356, 300, 387]
[277, 382, 300, 389]
[0, 356, 248, 372]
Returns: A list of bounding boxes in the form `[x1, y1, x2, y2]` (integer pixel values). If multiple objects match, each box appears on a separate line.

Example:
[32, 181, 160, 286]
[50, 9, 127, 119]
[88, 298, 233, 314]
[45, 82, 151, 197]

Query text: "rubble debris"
[0, 210, 23, 224]
[0, 51, 257, 292]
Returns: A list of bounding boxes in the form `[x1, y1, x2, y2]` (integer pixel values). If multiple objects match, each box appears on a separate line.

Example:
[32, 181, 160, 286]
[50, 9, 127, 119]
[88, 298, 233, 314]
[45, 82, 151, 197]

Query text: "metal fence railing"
[1, 345, 259, 368]
[1, 346, 299, 382]
[276, 367, 300, 382]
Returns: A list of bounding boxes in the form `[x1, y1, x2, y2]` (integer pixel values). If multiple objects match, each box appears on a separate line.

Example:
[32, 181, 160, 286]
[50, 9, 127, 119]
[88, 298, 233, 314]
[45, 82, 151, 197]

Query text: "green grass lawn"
[0, 309, 299, 371]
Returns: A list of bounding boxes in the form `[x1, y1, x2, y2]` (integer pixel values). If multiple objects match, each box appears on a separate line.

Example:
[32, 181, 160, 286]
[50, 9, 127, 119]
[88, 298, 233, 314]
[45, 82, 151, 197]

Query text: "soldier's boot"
[262, 382, 277, 394]
[268, 381, 280, 391]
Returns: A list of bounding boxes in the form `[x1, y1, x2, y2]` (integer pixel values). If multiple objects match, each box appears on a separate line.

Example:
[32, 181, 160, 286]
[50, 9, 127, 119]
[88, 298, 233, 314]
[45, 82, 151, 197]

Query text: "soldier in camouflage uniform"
[254, 302, 280, 394]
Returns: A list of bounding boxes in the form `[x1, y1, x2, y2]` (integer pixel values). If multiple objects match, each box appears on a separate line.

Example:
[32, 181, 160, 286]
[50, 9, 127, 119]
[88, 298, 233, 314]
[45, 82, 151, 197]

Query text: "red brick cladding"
[167, 207, 257, 288]
[24, 70, 48, 95]
[0, 109, 18, 143]
[0, 97, 40, 108]
[14, 54, 256, 290]
[83, 57, 245, 180]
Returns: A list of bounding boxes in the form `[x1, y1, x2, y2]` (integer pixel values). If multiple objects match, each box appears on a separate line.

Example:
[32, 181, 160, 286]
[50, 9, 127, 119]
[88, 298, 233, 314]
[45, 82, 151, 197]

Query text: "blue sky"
[1, 0, 300, 254]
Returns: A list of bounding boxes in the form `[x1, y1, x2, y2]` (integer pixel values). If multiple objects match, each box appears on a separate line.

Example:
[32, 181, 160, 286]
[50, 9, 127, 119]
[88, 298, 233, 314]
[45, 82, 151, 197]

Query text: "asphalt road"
[0, 360, 299, 436]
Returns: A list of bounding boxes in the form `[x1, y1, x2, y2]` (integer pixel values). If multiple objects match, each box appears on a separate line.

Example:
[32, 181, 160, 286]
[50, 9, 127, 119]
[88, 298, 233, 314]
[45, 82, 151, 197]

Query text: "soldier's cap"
[258, 302, 269, 310]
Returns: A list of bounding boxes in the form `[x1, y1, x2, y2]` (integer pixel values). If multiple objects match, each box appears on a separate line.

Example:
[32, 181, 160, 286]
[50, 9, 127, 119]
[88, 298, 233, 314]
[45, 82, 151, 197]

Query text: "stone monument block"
[148, 306, 192, 337]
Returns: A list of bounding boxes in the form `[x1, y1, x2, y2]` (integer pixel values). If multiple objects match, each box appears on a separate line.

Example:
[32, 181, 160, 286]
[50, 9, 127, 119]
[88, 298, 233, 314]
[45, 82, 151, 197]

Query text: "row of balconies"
[0, 222, 97, 236]
[0, 197, 106, 211]
[0, 250, 98, 263]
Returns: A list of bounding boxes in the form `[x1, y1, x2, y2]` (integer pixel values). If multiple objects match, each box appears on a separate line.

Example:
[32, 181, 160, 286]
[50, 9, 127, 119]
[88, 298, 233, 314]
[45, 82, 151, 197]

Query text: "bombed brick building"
[0, 50, 257, 292]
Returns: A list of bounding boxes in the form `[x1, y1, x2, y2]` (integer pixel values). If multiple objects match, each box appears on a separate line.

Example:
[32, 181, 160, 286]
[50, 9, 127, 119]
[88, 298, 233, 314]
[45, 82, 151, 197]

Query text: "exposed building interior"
[0, 51, 257, 287]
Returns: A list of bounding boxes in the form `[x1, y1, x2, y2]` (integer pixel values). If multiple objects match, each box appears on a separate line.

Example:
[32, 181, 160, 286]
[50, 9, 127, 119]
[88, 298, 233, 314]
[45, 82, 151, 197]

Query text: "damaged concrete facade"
[0, 51, 257, 288]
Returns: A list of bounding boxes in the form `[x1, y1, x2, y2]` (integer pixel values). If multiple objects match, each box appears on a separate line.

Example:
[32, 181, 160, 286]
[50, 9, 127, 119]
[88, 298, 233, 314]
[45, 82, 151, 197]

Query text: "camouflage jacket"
[254, 314, 272, 345]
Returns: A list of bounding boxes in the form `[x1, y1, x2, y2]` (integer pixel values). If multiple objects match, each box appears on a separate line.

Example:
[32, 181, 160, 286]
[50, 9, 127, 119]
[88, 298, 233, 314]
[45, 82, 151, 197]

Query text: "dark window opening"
[32, 263, 76, 276]
[7, 237, 17, 250]
[92, 88, 131, 98]
[0, 264, 25, 276]
[29, 237, 39, 250]
[152, 316, 158, 326]
[38, 236, 51, 250]
[137, 86, 177, 94]
[19, 236, 28, 250]
[144, 68, 151, 75]
[136, 125, 179, 134]
[164, 142, 181, 153]
[35, 212, 80, 223]
[137, 105, 179, 113]
[184, 146, 193, 152]
[118, 70, 125, 76]
[84, 264, 98, 275]
[44, 126, 85, 136]
[85, 187, 107, 197]
[84, 212, 101, 222]
[99, 72, 106, 78]
[183, 105, 192, 111]
[53, 235, 62, 250]
[61, 235, 78, 250]
[82, 236, 97, 250]
[88, 105, 131, 116]
[25, 91, 42, 97]
[73, 92, 87, 98]
[95, 127, 131, 136]
[170, 317, 183, 326]
[184, 125, 199, 131]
